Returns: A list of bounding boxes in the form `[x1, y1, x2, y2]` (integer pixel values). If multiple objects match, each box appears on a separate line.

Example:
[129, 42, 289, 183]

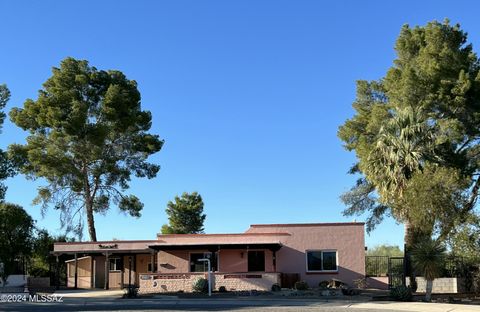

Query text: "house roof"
[248, 222, 365, 227]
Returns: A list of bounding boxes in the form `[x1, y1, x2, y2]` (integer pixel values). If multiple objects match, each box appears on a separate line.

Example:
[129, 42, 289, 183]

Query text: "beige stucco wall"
[67, 257, 92, 288]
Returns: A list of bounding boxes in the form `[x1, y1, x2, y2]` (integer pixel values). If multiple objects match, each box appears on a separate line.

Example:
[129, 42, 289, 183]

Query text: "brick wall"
[138, 272, 281, 294]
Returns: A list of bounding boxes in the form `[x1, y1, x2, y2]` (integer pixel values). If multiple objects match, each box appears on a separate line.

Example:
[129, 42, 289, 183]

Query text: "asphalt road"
[0, 298, 407, 312]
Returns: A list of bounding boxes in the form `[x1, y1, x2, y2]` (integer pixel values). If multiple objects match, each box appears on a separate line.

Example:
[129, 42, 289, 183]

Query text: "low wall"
[366, 276, 389, 290]
[407, 277, 465, 294]
[139, 273, 281, 294]
[0, 275, 27, 287]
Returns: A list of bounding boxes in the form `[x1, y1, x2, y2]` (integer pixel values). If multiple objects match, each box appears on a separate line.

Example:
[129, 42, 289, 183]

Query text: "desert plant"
[294, 281, 309, 290]
[353, 278, 368, 289]
[411, 238, 446, 302]
[123, 285, 139, 298]
[271, 283, 281, 292]
[318, 280, 329, 289]
[390, 285, 412, 301]
[192, 277, 208, 293]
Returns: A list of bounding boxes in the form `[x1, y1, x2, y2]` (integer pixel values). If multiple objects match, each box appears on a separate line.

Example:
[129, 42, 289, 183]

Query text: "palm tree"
[365, 106, 437, 289]
[411, 238, 446, 302]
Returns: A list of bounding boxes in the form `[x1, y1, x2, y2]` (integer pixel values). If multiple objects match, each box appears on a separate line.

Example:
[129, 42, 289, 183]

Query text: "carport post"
[74, 253, 78, 289]
[104, 252, 109, 290]
[55, 255, 60, 290]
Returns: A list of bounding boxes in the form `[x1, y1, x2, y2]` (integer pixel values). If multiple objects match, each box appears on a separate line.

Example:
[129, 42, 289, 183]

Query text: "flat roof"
[149, 242, 282, 251]
[249, 222, 365, 227]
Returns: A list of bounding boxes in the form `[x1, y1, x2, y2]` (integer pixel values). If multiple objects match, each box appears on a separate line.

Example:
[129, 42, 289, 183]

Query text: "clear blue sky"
[1, 1, 479, 248]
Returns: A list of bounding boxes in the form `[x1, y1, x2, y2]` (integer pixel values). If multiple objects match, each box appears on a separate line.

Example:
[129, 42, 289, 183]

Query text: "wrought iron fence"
[365, 256, 389, 277]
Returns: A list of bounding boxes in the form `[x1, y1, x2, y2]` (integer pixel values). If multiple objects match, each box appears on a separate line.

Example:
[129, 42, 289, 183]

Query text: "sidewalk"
[349, 301, 480, 312]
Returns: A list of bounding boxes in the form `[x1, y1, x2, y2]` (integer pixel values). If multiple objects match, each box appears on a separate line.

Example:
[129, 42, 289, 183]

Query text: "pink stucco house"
[53, 222, 365, 292]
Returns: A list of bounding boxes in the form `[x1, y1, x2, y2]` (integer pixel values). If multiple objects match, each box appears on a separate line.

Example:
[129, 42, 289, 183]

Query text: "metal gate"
[387, 257, 404, 289]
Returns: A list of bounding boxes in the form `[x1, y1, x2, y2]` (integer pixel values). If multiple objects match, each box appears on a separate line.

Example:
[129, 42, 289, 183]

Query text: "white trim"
[65, 256, 91, 263]
[109, 257, 122, 272]
[305, 249, 338, 273]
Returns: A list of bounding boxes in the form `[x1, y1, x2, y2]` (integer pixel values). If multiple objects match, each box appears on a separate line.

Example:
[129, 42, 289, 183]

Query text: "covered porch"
[142, 242, 283, 293]
[53, 240, 159, 290]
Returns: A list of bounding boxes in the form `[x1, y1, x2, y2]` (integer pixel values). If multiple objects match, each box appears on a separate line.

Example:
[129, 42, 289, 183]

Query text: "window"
[248, 251, 265, 272]
[109, 258, 122, 271]
[306, 250, 337, 272]
[190, 252, 218, 272]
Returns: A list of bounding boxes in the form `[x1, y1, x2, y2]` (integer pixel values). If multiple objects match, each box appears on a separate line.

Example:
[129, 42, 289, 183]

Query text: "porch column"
[74, 253, 78, 289]
[90, 256, 95, 288]
[121, 255, 125, 289]
[104, 252, 109, 290]
[150, 252, 155, 273]
[55, 255, 60, 290]
[272, 250, 277, 273]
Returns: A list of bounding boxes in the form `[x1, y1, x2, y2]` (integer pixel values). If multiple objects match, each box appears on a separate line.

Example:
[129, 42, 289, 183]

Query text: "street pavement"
[2, 297, 480, 312]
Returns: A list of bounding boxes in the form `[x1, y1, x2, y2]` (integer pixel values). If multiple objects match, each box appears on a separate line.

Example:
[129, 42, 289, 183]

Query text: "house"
[52, 222, 365, 292]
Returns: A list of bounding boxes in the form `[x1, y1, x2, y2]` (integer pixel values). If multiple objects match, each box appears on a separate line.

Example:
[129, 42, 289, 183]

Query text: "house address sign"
[98, 244, 118, 249]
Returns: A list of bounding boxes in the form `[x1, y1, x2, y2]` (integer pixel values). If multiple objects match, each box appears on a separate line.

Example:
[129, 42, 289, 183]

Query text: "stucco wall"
[67, 257, 92, 288]
[407, 277, 466, 293]
[246, 223, 365, 287]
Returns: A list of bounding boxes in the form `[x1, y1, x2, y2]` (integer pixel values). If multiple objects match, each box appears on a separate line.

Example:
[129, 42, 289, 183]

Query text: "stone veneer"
[139, 272, 281, 294]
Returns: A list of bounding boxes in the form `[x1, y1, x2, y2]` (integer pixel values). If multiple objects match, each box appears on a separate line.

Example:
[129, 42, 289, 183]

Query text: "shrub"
[218, 286, 227, 293]
[123, 285, 139, 298]
[318, 280, 329, 289]
[390, 285, 413, 302]
[294, 281, 309, 290]
[353, 278, 368, 289]
[271, 283, 281, 292]
[29, 267, 50, 278]
[192, 278, 208, 293]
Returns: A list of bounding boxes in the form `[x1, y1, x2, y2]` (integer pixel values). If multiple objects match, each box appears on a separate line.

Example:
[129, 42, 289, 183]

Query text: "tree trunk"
[425, 279, 433, 302]
[86, 200, 97, 242]
[404, 222, 417, 291]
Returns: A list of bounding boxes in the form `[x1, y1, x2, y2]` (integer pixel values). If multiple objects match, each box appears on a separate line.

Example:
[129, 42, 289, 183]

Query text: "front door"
[248, 251, 265, 272]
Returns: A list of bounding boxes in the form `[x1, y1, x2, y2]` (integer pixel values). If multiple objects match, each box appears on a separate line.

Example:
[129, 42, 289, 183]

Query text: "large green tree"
[9, 57, 164, 241]
[0, 85, 16, 201]
[0, 203, 34, 287]
[161, 192, 206, 234]
[338, 20, 480, 243]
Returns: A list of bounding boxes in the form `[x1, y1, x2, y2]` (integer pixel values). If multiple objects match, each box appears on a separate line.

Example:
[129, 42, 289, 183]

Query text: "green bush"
[271, 283, 281, 292]
[193, 278, 209, 293]
[294, 281, 309, 290]
[390, 285, 413, 301]
[318, 280, 329, 289]
[122, 285, 139, 298]
[29, 267, 50, 278]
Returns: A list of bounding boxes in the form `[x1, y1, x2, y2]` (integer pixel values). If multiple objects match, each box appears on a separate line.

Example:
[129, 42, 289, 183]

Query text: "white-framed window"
[306, 250, 338, 272]
[109, 258, 122, 272]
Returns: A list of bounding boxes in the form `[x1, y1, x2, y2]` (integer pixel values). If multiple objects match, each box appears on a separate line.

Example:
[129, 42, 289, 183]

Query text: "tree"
[29, 229, 74, 277]
[411, 238, 446, 301]
[338, 20, 480, 243]
[161, 192, 206, 234]
[9, 57, 164, 241]
[0, 203, 34, 287]
[0, 84, 15, 201]
[367, 244, 403, 257]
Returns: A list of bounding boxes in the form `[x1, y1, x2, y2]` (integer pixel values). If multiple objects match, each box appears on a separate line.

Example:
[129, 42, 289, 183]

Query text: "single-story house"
[52, 222, 365, 292]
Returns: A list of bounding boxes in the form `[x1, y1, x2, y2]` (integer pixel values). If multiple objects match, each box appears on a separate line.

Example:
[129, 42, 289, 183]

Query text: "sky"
[1, 0, 479, 248]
